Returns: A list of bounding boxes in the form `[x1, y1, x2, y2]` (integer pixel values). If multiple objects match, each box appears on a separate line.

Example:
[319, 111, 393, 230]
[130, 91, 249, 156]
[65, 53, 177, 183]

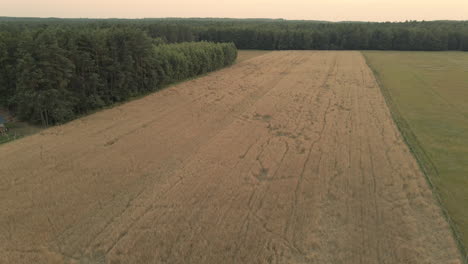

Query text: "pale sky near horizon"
[2, 0, 468, 22]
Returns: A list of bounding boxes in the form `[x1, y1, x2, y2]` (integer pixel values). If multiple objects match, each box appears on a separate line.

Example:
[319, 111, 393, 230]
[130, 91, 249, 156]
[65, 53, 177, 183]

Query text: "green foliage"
[134, 19, 468, 51]
[2, 18, 468, 51]
[153, 41, 236, 84]
[15, 29, 76, 125]
[0, 24, 237, 126]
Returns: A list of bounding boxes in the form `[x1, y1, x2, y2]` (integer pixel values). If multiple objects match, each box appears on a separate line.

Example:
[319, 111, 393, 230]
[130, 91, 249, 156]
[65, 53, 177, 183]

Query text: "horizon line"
[1, 16, 467, 23]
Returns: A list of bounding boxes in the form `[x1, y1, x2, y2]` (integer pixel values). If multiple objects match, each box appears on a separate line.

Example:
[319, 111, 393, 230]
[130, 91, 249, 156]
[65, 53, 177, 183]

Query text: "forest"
[0, 23, 236, 125]
[1, 18, 468, 125]
[2, 18, 467, 50]
[140, 19, 468, 51]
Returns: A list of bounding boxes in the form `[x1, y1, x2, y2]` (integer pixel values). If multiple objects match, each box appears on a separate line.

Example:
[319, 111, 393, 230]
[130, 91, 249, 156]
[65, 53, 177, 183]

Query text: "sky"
[2, 0, 468, 22]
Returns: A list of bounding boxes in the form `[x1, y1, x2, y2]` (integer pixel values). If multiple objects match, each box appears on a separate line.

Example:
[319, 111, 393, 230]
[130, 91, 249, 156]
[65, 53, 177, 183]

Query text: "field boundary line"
[362, 52, 467, 263]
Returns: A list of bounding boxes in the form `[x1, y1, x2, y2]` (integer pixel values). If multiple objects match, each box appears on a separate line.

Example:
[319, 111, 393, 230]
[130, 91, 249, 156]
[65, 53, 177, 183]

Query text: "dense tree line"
[2, 18, 468, 51]
[191, 20, 468, 51]
[0, 25, 236, 125]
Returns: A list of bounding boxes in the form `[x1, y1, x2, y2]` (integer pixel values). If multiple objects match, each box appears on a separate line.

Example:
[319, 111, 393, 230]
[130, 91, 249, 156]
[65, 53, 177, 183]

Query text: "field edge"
[0, 53, 244, 147]
[361, 51, 467, 263]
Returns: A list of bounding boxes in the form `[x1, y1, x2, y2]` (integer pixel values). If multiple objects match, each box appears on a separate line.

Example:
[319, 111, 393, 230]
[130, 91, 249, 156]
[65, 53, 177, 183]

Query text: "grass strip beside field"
[0, 121, 43, 145]
[363, 51, 468, 262]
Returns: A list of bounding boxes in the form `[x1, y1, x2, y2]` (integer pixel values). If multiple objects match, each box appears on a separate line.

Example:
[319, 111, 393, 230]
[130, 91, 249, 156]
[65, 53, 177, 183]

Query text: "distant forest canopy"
[0, 21, 237, 125]
[1, 17, 468, 50]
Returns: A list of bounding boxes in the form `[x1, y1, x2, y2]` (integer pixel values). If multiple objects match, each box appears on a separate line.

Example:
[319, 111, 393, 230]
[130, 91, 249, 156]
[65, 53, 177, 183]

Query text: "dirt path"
[0, 51, 461, 264]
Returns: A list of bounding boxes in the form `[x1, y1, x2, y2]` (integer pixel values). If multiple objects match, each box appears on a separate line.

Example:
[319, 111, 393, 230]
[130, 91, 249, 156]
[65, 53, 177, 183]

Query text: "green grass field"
[364, 51, 468, 258]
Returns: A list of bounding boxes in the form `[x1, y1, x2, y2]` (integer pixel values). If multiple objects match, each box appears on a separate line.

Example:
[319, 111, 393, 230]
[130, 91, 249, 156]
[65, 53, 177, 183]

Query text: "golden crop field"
[0, 51, 462, 263]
